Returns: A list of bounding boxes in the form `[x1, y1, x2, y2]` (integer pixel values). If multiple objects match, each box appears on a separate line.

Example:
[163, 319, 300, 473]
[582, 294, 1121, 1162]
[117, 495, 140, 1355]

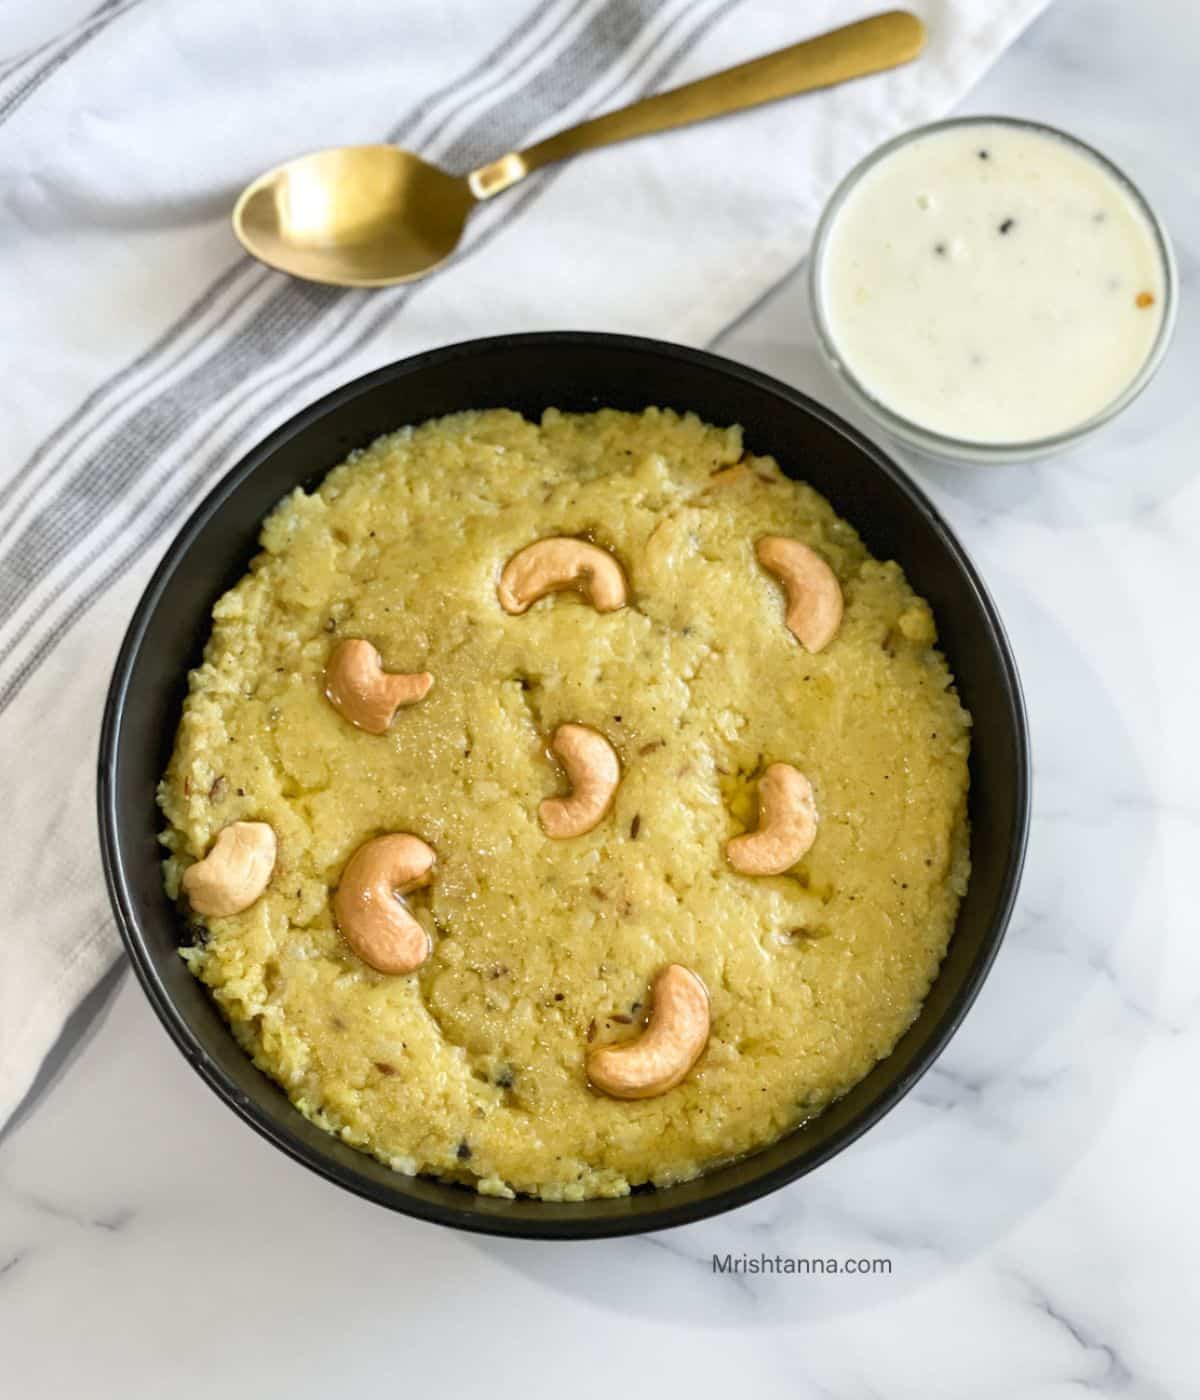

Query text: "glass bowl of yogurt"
[809, 116, 1177, 463]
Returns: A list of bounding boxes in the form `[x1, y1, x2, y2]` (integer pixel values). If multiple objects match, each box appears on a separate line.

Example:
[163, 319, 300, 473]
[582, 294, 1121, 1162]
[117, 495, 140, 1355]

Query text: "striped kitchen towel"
[0, 0, 1050, 1125]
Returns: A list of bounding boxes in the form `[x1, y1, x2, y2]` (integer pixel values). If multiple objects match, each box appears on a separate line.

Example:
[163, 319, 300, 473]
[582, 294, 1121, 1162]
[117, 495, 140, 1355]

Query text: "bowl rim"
[98, 330, 1031, 1238]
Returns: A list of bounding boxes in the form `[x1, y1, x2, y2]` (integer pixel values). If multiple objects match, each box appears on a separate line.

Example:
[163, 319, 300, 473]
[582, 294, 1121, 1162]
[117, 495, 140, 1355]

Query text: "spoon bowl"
[232, 11, 926, 288]
[234, 145, 475, 287]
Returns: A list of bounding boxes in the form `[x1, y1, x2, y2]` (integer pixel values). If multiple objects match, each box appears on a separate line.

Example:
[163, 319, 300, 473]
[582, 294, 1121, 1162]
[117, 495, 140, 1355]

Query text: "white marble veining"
[3, 1, 1198, 1394]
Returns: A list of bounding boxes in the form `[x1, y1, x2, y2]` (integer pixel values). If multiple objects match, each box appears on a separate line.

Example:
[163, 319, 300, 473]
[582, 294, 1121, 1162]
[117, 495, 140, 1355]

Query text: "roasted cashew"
[323, 639, 433, 734]
[182, 821, 277, 917]
[702, 463, 752, 489]
[539, 724, 620, 839]
[498, 538, 627, 615]
[587, 965, 710, 1100]
[726, 763, 818, 877]
[756, 535, 843, 652]
[333, 833, 436, 975]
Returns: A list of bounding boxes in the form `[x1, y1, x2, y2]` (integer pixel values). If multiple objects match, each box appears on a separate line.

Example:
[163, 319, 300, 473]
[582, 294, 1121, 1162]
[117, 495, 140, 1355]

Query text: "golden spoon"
[233, 10, 925, 288]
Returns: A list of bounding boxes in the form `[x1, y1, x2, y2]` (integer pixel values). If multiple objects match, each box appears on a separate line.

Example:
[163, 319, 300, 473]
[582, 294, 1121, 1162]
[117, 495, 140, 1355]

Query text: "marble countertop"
[3, 1, 1198, 1394]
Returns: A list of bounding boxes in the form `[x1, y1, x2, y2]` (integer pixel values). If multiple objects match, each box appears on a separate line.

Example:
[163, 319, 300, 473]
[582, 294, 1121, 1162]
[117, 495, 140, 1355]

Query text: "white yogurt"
[816, 121, 1168, 446]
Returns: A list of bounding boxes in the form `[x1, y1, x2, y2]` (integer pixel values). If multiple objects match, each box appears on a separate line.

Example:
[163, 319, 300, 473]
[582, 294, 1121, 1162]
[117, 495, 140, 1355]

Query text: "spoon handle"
[469, 9, 925, 199]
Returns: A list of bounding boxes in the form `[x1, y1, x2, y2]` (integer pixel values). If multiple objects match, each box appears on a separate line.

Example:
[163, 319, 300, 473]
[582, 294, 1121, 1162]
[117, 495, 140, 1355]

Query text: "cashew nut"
[587, 965, 710, 1100]
[726, 763, 818, 877]
[182, 821, 277, 917]
[756, 535, 843, 652]
[333, 833, 436, 975]
[498, 538, 627, 615]
[702, 464, 752, 490]
[323, 639, 433, 734]
[539, 724, 620, 839]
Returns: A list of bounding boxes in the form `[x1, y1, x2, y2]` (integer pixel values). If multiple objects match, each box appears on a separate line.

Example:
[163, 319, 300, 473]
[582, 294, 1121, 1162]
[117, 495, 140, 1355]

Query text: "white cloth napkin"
[0, 0, 1050, 1124]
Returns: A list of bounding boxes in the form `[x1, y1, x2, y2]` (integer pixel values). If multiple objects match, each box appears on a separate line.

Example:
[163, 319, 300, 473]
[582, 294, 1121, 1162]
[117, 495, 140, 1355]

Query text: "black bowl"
[98, 332, 1029, 1239]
